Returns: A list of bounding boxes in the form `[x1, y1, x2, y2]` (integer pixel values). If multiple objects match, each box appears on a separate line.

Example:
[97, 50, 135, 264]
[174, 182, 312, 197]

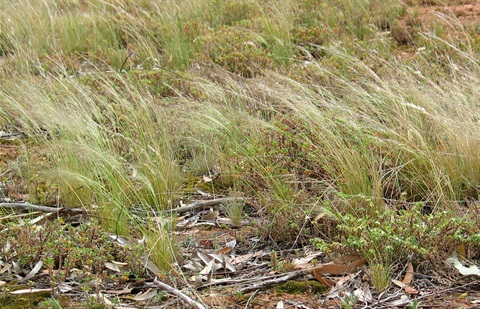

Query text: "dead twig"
[239, 270, 305, 293]
[163, 197, 244, 214]
[197, 267, 301, 290]
[0, 202, 83, 214]
[153, 278, 207, 309]
[0, 132, 24, 141]
[244, 289, 259, 309]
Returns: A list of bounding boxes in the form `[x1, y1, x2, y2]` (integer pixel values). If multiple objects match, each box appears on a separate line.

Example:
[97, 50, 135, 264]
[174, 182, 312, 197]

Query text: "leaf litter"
[1, 193, 480, 308]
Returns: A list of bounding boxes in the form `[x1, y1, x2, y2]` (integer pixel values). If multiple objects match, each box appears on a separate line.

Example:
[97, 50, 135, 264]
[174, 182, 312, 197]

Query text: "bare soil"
[413, 2, 480, 27]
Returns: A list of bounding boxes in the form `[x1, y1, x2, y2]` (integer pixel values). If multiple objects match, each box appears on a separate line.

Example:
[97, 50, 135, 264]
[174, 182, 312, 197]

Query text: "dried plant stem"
[163, 197, 244, 214]
[153, 278, 207, 309]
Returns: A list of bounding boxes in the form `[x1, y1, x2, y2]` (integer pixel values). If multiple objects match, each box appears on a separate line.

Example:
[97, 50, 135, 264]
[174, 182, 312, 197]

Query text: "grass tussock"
[0, 0, 480, 284]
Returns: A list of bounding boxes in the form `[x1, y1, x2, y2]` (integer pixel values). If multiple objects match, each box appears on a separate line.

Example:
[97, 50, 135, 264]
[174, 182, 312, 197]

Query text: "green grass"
[0, 0, 480, 298]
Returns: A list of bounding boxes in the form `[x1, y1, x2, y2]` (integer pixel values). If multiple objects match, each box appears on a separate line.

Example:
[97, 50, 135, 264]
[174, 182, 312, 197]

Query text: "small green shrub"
[0, 219, 148, 281]
[196, 26, 272, 77]
[322, 198, 480, 265]
[37, 297, 63, 309]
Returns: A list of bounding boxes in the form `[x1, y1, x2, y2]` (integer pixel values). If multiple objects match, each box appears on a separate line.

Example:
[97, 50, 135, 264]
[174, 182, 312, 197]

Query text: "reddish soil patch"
[0, 145, 19, 182]
[392, 1, 480, 45]
[413, 2, 480, 27]
[0, 145, 18, 164]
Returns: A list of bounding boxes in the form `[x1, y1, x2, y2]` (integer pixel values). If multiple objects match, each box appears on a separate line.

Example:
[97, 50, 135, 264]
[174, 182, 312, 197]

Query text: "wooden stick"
[153, 278, 207, 309]
[163, 197, 244, 214]
[1, 197, 245, 216]
[0, 202, 84, 214]
[239, 270, 304, 293]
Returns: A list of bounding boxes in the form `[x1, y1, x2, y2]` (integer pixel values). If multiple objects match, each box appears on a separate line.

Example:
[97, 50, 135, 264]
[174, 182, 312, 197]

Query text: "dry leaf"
[353, 283, 373, 302]
[292, 252, 324, 269]
[133, 288, 158, 301]
[28, 213, 51, 225]
[3, 241, 10, 254]
[446, 253, 480, 276]
[89, 293, 113, 306]
[108, 234, 131, 247]
[143, 259, 160, 275]
[231, 251, 264, 265]
[12, 261, 21, 273]
[313, 213, 326, 223]
[196, 251, 211, 265]
[183, 260, 202, 272]
[402, 262, 414, 284]
[224, 258, 236, 272]
[57, 282, 74, 293]
[85, 278, 102, 289]
[203, 175, 213, 182]
[0, 263, 12, 274]
[225, 239, 237, 248]
[105, 262, 124, 273]
[392, 279, 406, 288]
[388, 295, 410, 307]
[337, 274, 355, 287]
[196, 189, 212, 196]
[404, 286, 419, 295]
[215, 246, 233, 255]
[188, 274, 205, 285]
[199, 259, 216, 275]
[208, 253, 225, 263]
[312, 257, 367, 287]
[22, 260, 43, 281]
[392, 279, 419, 294]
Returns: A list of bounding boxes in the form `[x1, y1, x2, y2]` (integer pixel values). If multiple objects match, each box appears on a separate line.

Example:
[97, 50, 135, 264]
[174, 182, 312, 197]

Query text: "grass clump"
[0, 0, 480, 299]
[224, 199, 245, 227]
[370, 263, 390, 292]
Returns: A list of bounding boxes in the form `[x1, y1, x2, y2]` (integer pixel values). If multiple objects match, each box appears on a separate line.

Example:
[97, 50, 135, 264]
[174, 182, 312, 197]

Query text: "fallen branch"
[163, 197, 244, 214]
[0, 132, 24, 141]
[197, 264, 304, 290]
[1, 199, 245, 217]
[0, 202, 83, 214]
[153, 278, 207, 309]
[239, 270, 305, 293]
[197, 272, 271, 290]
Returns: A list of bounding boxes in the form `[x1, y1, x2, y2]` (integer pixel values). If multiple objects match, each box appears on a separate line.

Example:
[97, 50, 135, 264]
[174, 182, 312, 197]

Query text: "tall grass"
[1, 0, 480, 274]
